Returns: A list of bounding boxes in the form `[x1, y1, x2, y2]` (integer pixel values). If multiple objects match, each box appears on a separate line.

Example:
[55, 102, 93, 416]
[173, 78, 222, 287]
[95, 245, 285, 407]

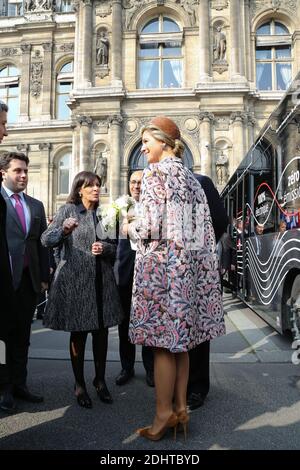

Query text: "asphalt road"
[0, 294, 299, 452]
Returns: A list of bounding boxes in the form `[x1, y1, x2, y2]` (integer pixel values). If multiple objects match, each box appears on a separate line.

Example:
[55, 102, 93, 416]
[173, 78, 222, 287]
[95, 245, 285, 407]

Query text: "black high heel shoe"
[93, 379, 113, 404]
[74, 384, 92, 409]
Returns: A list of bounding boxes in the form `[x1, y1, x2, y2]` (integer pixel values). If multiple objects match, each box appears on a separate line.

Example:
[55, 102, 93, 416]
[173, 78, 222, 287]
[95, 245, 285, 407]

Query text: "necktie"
[12, 193, 26, 234]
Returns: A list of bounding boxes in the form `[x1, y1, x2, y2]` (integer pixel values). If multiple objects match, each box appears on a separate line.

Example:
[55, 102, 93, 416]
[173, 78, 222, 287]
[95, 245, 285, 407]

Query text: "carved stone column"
[231, 112, 245, 173]
[78, 115, 92, 170]
[230, 0, 243, 80]
[111, 0, 122, 86]
[39, 143, 52, 215]
[199, 112, 214, 177]
[77, 0, 93, 87]
[109, 114, 123, 199]
[19, 44, 31, 122]
[198, 0, 211, 82]
[244, 0, 251, 82]
[42, 43, 53, 120]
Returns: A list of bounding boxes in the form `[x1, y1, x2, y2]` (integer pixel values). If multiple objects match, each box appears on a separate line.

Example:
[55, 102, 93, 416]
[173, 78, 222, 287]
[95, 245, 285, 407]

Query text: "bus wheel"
[287, 275, 300, 341]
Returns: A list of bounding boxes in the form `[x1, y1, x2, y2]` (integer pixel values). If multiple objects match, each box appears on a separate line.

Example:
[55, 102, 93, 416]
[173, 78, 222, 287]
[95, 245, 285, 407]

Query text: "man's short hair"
[0, 100, 8, 113]
[0, 151, 29, 171]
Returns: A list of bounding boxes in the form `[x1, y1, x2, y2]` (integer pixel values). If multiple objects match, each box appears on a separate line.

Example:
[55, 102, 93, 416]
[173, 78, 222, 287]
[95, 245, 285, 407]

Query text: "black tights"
[70, 329, 108, 389]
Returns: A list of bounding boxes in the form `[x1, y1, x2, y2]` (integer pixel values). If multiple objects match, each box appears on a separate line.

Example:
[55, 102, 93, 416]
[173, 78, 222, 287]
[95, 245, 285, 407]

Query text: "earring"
[162, 143, 167, 149]
[79, 192, 82, 197]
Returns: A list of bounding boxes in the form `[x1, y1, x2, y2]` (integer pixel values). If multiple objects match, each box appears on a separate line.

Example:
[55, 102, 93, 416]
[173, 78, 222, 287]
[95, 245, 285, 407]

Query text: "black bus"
[221, 71, 300, 340]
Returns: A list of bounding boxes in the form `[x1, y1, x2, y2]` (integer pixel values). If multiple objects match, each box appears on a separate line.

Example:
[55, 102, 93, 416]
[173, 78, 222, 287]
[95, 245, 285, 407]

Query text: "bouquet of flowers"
[97, 195, 135, 234]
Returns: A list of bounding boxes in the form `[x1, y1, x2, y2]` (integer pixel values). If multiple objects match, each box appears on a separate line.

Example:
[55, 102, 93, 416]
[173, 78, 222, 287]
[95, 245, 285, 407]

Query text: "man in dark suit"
[0, 102, 16, 381]
[0, 151, 49, 413]
[187, 173, 228, 410]
[114, 171, 154, 387]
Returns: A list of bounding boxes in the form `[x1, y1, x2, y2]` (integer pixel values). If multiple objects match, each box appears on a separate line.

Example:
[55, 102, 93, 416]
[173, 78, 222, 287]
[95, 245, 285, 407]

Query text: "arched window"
[129, 141, 193, 173]
[56, 60, 73, 120]
[138, 15, 183, 89]
[0, 64, 20, 123]
[256, 20, 292, 91]
[57, 153, 71, 195]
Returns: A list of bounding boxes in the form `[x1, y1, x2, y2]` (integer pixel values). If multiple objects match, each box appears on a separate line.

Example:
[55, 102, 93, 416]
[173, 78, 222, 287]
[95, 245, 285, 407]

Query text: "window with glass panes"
[0, 0, 23, 16]
[56, 61, 73, 120]
[0, 64, 19, 123]
[57, 153, 71, 195]
[60, 0, 74, 12]
[256, 20, 292, 91]
[138, 16, 183, 89]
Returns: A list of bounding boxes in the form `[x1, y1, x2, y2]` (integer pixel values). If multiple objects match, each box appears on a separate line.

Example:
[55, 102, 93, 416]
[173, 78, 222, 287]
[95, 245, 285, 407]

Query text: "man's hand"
[41, 282, 48, 293]
[91, 242, 104, 256]
[62, 217, 78, 235]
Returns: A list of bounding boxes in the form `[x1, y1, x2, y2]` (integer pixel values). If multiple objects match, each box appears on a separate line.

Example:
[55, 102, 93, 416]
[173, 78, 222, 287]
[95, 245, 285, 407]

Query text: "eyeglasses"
[130, 180, 141, 185]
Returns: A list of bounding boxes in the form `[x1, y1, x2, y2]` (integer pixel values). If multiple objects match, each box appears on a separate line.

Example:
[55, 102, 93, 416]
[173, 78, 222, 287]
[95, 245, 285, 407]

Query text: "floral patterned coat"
[128, 157, 225, 353]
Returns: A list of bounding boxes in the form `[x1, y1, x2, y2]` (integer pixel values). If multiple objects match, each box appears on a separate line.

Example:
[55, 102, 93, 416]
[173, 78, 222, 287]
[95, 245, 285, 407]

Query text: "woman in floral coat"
[124, 116, 225, 441]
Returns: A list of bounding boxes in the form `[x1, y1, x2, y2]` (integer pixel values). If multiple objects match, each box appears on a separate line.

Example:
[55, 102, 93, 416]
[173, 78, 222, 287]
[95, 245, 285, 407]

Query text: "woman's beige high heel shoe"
[137, 412, 179, 441]
[177, 409, 190, 441]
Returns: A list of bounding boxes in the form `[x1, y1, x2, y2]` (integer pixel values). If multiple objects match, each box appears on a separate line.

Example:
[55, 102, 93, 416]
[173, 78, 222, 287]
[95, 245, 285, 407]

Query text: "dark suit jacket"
[1, 187, 49, 293]
[0, 186, 16, 336]
[194, 174, 228, 243]
[114, 238, 135, 288]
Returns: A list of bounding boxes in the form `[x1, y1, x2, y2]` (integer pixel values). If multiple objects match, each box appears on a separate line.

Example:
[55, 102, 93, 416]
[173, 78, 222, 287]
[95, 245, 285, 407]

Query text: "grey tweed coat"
[41, 203, 124, 331]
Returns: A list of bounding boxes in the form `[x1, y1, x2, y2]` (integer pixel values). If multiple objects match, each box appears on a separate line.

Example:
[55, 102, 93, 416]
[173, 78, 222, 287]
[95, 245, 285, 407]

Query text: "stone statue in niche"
[214, 26, 227, 62]
[215, 151, 229, 185]
[94, 152, 108, 191]
[96, 32, 109, 66]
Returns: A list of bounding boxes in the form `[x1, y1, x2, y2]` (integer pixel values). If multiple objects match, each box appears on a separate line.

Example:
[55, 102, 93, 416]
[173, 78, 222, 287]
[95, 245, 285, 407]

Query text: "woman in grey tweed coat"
[41, 171, 123, 408]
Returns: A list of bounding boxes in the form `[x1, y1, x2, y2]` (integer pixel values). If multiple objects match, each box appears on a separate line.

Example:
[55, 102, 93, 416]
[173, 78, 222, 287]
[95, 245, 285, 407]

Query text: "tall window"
[138, 16, 183, 89]
[56, 61, 73, 120]
[59, 0, 74, 12]
[0, 0, 23, 16]
[256, 20, 292, 91]
[57, 153, 71, 195]
[0, 64, 19, 123]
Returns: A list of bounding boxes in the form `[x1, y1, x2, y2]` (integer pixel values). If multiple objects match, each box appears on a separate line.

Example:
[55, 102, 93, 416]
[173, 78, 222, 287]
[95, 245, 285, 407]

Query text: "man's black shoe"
[145, 371, 155, 387]
[115, 369, 134, 386]
[187, 392, 204, 411]
[0, 390, 16, 413]
[13, 385, 44, 403]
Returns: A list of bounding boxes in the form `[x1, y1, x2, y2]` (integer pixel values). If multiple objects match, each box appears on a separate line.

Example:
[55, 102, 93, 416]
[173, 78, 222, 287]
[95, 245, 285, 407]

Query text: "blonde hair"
[141, 125, 185, 159]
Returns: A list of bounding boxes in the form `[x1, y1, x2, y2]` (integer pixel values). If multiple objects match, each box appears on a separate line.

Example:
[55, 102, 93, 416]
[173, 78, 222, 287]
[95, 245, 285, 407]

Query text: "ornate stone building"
[0, 0, 299, 215]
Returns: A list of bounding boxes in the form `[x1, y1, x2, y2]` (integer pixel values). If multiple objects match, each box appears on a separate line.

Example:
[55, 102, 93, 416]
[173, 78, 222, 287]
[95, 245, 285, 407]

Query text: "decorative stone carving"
[30, 61, 43, 97]
[77, 115, 93, 126]
[42, 43, 52, 52]
[25, 0, 54, 11]
[17, 144, 29, 152]
[96, 0, 112, 17]
[125, 119, 138, 134]
[94, 152, 108, 192]
[214, 26, 226, 62]
[211, 0, 229, 10]
[184, 118, 198, 132]
[123, 0, 147, 30]
[96, 32, 109, 66]
[21, 44, 32, 54]
[175, 0, 199, 27]
[0, 48, 18, 57]
[230, 111, 248, 123]
[199, 112, 214, 122]
[215, 116, 230, 131]
[109, 114, 123, 126]
[212, 24, 228, 74]
[215, 151, 229, 185]
[250, 0, 297, 17]
[39, 143, 52, 150]
[54, 43, 74, 52]
[93, 119, 110, 134]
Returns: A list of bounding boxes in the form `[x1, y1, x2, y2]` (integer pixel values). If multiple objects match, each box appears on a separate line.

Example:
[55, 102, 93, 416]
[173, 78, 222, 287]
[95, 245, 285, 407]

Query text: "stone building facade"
[0, 0, 299, 215]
